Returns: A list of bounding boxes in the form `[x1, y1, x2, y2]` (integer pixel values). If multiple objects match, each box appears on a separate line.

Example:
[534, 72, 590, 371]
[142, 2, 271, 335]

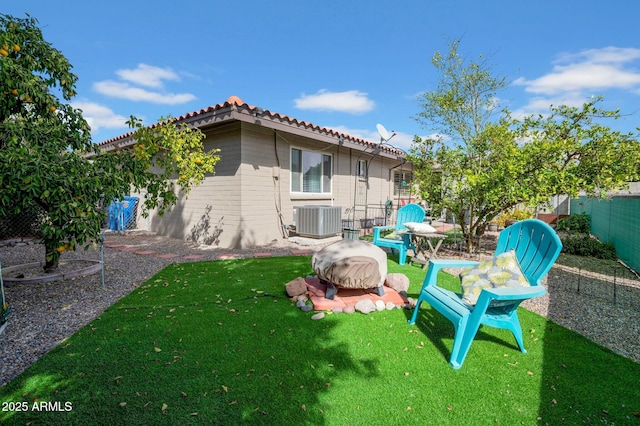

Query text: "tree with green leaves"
[409, 40, 640, 252]
[0, 14, 220, 271]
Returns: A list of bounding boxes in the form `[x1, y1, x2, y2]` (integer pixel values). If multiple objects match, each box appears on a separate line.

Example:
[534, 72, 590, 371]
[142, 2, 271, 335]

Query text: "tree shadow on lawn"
[0, 257, 383, 425]
[538, 267, 640, 425]
[405, 269, 640, 425]
[408, 306, 522, 365]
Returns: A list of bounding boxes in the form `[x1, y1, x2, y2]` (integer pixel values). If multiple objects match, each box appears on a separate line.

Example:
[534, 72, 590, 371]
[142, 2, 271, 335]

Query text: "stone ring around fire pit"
[311, 239, 388, 300]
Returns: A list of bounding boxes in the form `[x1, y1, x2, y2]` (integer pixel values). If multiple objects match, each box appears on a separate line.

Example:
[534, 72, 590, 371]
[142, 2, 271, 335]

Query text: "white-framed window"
[356, 159, 367, 178]
[394, 170, 413, 197]
[291, 148, 332, 193]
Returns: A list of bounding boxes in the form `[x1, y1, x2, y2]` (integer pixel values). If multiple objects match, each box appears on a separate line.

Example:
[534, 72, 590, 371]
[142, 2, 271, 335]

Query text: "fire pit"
[311, 239, 387, 299]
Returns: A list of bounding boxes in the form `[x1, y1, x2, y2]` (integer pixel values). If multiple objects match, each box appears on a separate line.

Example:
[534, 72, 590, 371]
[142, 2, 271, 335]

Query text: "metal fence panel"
[571, 196, 640, 273]
[0, 205, 44, 240]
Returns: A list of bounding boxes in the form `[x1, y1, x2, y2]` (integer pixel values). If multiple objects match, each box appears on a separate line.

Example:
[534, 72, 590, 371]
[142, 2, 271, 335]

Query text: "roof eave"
[96, 98, 404, 159]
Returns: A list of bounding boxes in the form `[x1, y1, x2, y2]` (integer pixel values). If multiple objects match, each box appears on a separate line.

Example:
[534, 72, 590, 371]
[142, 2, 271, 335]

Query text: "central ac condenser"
[293, 205, 342, 238]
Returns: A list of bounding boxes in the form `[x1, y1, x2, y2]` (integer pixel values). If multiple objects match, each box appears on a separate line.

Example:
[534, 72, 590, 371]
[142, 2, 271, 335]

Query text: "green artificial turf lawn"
[1, 256, 639, 425]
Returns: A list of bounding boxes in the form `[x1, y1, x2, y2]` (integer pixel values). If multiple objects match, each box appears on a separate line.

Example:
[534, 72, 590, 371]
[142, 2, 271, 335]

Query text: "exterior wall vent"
[293, 205, 342, 238]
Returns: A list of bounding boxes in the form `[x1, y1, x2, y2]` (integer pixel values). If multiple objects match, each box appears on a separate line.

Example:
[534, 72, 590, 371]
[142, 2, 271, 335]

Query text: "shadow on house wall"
[186, 205, 224, 246]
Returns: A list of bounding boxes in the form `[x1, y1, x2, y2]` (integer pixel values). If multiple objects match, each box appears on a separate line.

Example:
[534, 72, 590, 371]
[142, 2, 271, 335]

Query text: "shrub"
[494, 207, 534, 228]
[561, 234, 617, 260]
[557, 213, 590, 234]
[443, 228, 464, 245]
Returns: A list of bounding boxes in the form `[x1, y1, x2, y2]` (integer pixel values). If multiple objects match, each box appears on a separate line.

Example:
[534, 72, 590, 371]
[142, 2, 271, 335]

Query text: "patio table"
[407, 232, 447, 270]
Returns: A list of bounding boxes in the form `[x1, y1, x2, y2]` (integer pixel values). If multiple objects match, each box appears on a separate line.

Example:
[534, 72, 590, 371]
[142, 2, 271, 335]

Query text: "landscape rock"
[385, 301, 396, 310]
[375, 300, 386, 311]
[354, 299, 376, 314]
[285, 277, 307, 297]
[300, 305, 313, 312]
[311, 312, 325, 320]
[385, 273, 410, 293]
[343, 305, 356, 314]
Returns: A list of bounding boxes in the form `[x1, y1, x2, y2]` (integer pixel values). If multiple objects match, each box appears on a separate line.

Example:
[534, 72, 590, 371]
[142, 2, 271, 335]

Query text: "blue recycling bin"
[108, 196, 139, 231]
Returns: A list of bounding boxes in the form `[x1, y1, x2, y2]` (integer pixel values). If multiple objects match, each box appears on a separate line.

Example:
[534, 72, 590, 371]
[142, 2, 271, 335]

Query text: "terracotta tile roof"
[97, 95, 404, 156]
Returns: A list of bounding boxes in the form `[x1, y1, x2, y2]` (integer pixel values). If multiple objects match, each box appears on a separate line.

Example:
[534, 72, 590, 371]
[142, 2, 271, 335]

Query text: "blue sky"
[5, 0, 640, 151]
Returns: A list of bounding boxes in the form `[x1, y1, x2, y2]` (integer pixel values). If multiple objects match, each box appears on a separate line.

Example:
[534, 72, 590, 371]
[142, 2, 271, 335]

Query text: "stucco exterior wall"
[138, 121, 403, 249]
[146, 124, 243, 247]
[237, 124, 283, 247]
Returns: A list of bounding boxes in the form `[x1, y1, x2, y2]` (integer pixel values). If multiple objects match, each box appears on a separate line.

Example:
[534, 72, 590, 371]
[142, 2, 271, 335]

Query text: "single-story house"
[98, 95, 415, 249]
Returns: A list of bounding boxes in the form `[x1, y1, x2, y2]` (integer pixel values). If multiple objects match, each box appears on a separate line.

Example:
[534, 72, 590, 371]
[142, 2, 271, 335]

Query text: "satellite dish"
[376, 123, 390, 142]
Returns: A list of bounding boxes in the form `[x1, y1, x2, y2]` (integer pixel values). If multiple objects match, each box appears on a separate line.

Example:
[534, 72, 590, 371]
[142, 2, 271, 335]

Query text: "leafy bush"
[443, 228, 464, 245]
[494, 207, 534, 228]
[561, 234, 617, 260]
[557, 213, 590, 234]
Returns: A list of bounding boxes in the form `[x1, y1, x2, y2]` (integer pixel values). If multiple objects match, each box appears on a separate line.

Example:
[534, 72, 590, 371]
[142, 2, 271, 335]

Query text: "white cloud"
[511, 46, 640, 119]
[557, 46, 640, 65]
[93, 63, 196, 105]
[385, 131, 415, 152]
[295, 90, 375, 114]
[514, 63, 640, 94]
[328, 125, 375, 142]
[115, 63, 180, 88]
[510, 94, 587, 120]
[93, 80, 196, 105]
[71, 101, 129, 132]
[330, 125, 416, 152]
[513, 47, 640, 95]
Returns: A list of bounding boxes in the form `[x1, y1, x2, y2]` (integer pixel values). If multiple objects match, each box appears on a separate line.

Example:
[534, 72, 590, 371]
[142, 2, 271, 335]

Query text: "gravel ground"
[1, 232, 639, 386]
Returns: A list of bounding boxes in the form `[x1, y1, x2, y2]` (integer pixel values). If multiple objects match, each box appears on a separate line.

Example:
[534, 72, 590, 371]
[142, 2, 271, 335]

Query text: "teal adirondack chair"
[408, 219, 562, 369]
[373, 203, 425, 265]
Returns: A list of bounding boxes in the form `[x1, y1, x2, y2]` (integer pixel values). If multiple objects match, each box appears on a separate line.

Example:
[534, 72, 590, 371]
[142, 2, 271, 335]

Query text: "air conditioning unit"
[293, 205, 342, 238]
